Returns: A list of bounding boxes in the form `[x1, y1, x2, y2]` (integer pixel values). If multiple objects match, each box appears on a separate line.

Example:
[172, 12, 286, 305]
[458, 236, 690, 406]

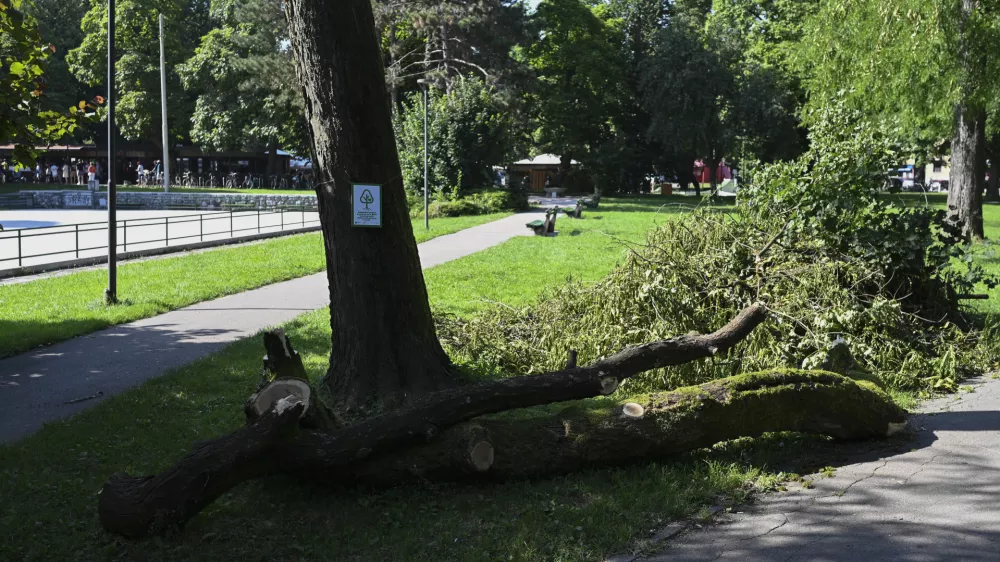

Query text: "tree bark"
[331, 370, 907, 485]
[98, 397, 305, 538]
[949, 0, 986, 239]
[284, 0, 455, 421]
[949, 102, 986, 239]
[986, 135, 1000, 202]
[708, 149, 719, 196]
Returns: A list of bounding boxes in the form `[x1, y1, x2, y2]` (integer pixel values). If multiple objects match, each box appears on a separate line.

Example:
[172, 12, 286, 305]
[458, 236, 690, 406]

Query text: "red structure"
[693, 159, 732, 184]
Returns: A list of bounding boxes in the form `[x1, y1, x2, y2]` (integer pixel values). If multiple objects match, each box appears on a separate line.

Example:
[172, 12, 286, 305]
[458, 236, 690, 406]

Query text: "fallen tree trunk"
[98, 397, 304, 538]
[318, 370, 907, 485]
[100, 304, 768, 536]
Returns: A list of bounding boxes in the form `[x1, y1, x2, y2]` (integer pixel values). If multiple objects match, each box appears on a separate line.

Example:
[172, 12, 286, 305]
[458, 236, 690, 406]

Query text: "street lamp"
[105, 0, 117, 305]
[416, 78, 429, 230]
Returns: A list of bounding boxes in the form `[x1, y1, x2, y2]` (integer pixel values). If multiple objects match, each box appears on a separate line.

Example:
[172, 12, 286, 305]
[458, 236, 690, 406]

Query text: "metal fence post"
[122, 220, 127, 253]
[280, 208, 284, 231]
[256, 208, 260, 234]
[200, 213, 203, 242]
[229, 210, 233, 237]
[17, 229, 22, 267]
[165, 216, 169, 247]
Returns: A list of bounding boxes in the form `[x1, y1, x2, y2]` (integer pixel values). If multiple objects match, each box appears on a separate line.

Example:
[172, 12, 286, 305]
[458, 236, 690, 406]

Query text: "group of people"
[0, 159, 163, 188]
[125, 160, 164, 185]
[1, 159, 100, 187]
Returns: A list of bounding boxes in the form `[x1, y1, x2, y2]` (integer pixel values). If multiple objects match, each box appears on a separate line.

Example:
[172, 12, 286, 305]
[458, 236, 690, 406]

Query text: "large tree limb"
[98, 397, 304, 537]
[264, 304, 769, 473]
[99, 305, 771, 536]
[326, 370, 907, 485]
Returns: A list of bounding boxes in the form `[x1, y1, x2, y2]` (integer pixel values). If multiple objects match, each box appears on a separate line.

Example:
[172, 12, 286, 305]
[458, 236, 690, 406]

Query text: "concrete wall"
[20, 190, 317, 210]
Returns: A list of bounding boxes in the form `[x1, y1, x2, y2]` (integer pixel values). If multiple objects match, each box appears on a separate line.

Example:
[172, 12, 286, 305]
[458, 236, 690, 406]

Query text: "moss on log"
[311, 370, 907, 485]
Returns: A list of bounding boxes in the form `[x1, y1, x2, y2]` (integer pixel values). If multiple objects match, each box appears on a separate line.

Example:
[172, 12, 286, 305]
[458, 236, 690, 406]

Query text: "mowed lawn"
[427, 197, 727, 315]
[0, 212, 509, 358]
[1, 195, 792, 562]
[4, 193, 993, 561]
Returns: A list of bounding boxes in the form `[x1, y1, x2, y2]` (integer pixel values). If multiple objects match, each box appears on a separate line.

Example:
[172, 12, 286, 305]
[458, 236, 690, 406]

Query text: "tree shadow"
[0, 318, 252, 444]
[647, 407, 1000, 560]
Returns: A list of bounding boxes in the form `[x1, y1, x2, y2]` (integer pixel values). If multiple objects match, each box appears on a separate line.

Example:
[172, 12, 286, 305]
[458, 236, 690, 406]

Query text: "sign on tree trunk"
[352, 183, 382, 227]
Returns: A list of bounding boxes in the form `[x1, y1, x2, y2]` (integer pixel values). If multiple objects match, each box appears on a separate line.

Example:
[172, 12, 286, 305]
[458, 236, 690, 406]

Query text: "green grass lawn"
[1, 308, 823, 562]
[428, 196, 730, 315]
[2, 191, 994, 561]
[0, 196, 782, 561]
[0, 212, 509, 358]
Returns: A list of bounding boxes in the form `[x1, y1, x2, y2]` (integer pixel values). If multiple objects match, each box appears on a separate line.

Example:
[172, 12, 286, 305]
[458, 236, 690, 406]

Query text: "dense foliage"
[395, 78, 514, 198]
[15, 0, 810, 190]
[411, 188, 530, 219]
[440, 107, 1000, 397]
[1, 0, 95, 165]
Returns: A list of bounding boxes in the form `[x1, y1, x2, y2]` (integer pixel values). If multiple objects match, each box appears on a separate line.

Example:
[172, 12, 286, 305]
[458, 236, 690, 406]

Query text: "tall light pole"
[159, 14, 170, 193]
[105, 0, 118, 305]
[417, 78, 429, 230]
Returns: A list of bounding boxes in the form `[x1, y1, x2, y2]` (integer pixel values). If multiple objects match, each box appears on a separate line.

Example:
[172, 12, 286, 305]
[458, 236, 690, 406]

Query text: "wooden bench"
[526, 208, 558, 236]
[580, 194, 600, 210]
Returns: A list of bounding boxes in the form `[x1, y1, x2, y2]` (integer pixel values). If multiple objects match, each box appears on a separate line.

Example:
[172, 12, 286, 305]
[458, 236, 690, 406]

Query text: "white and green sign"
[352, 183, 382, 227]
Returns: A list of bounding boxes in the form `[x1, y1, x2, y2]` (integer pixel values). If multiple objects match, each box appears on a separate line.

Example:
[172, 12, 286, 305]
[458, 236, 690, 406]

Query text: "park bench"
[580, 194, 600, 210]
[117, 203, 145, 210]
[564, 200, 584, 219]
[0, 193, 32, 210]
[526, 207, 558, 236]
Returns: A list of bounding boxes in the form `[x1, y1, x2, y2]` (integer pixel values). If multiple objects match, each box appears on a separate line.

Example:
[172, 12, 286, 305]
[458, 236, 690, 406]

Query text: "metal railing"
[0, 206, 320, 270]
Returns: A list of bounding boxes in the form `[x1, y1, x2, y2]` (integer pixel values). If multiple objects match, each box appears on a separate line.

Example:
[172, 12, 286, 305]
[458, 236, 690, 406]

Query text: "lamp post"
[416, 78, 429, 230]
[105, 0, 117, 305]
[159, 13, 170, 193]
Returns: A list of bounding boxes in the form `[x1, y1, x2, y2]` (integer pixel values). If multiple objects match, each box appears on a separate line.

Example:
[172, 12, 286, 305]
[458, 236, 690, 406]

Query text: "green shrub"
[438, 105, 1000, 398]
[410, 188, 529, 218]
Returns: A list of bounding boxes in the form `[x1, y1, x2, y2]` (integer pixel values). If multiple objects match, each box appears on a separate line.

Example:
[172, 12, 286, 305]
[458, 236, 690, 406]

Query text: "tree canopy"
[1, 0, 96, 165]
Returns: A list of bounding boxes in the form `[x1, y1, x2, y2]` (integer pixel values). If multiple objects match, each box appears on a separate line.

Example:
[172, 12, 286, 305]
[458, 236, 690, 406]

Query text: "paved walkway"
[0, 212, 537, 444]
[630, 375, 1000, 561]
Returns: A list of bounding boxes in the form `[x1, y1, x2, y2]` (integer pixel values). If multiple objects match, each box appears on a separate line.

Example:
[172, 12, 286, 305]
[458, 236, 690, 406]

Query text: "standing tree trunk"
[708, 149, 719, 196]
[948, 102, 986, 239]
[284, 0, 455, 422]
[986, 135, 999, 202]
[949, 0, 986, 239]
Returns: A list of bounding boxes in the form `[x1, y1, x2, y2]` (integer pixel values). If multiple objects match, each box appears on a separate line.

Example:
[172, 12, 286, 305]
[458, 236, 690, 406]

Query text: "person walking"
[50, 162, 59, 184]
[62, 161, 70, 184]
